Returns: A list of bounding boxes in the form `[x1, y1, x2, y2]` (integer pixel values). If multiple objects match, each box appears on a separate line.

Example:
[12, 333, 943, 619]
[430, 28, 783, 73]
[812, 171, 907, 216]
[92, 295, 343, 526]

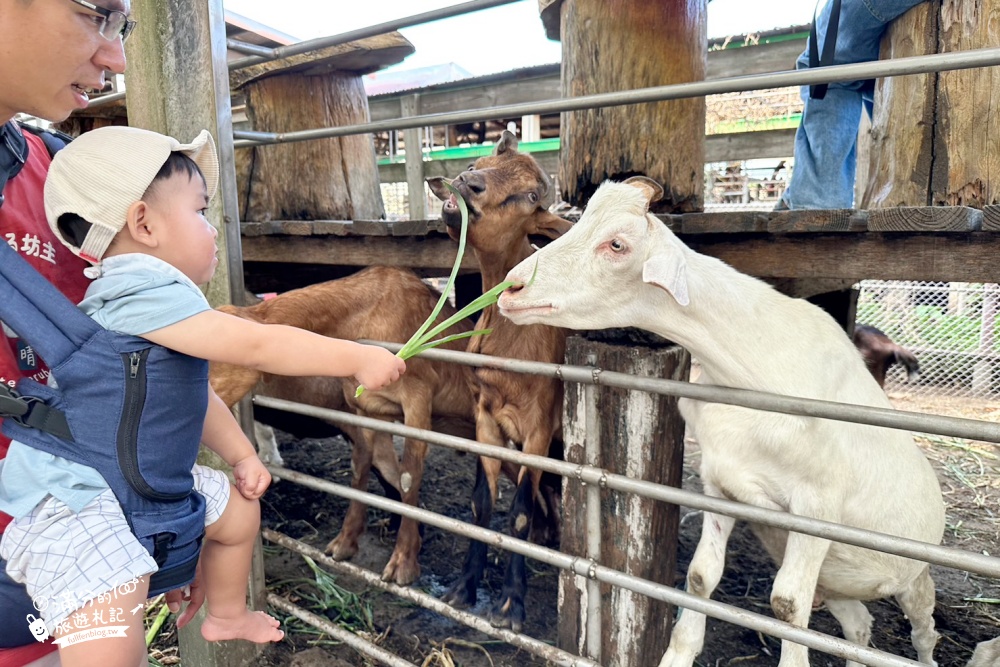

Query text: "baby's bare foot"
[201, 610, 283, 643]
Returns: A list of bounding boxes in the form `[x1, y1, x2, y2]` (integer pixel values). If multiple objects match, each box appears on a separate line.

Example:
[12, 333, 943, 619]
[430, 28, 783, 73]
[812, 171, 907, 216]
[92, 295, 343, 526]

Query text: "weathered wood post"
[540, 0, 707, 213]
[230, 35, 413, 222]
[863, 0, 1000, 208]
[127, 1, 258, 665]
[560, 336, 690, 665]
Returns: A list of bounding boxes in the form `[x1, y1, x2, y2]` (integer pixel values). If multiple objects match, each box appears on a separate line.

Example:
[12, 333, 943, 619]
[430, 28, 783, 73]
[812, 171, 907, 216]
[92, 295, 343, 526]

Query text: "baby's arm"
[142, 310, 405, 390]
[202, 387, 271, 499]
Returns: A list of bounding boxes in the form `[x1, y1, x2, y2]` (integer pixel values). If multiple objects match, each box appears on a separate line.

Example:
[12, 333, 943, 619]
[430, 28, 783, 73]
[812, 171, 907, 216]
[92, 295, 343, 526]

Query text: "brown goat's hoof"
[488, 599, 524, 634]
[326, 534, 359, 561]
[382, 553, 420, 586]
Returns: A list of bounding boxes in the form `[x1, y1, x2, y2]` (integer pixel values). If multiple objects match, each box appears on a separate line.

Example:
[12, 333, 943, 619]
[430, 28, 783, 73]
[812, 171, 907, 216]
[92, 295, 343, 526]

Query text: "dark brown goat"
[852, 324, 920, 388]
[209, 266, 476, 585]
[428, 131, 573, 631]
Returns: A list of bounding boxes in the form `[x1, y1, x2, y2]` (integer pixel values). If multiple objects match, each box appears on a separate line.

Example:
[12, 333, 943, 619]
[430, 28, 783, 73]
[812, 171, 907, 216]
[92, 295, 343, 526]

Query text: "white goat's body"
[498, 178, 947, 667]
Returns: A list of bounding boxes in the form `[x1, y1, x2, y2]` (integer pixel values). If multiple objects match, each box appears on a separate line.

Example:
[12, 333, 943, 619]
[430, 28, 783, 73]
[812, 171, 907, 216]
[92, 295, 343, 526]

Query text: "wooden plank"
[767, 209, 867, 233]
[687, 233, 1000, 283]
[867, 206, 982, 232]
[680, 211, 769, 233]
[706, 38, 806, 79]
[391, 218, 448, 236]
[241, 235, 476, 272]
[983, 206, 1000, 231]
[349, 219, 391, 236]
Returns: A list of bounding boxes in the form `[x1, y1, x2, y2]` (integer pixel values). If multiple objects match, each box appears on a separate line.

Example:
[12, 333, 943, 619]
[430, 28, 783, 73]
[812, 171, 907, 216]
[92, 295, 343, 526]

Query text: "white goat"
[497, 177, 946, 667]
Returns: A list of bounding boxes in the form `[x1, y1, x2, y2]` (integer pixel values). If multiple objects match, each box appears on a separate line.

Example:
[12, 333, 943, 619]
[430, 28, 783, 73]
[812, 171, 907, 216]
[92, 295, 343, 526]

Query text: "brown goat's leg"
[326, 427, 381, 560]
[382, 392, 433, 586]
[442, 414, 504, 609]
[490, 432, 552, 633]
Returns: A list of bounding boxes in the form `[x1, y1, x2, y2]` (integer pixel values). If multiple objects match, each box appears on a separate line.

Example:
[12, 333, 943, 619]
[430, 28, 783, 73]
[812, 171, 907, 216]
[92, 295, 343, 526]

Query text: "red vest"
[0, 131, 90, 533]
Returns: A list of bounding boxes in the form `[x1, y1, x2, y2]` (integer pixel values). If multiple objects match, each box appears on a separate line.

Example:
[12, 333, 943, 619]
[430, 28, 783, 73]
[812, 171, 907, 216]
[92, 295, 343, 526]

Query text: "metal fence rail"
[261, 462, 928, 667]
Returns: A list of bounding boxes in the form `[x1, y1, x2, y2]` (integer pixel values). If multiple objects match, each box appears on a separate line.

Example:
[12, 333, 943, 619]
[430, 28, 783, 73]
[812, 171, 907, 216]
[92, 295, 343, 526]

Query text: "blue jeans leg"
[781, 0, 927, 209]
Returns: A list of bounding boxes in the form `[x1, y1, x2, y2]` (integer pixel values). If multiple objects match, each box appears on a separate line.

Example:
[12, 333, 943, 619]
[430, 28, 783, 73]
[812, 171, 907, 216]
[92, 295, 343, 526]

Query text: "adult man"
[0, 3, 206, 666]
[777, 0, 926, 209]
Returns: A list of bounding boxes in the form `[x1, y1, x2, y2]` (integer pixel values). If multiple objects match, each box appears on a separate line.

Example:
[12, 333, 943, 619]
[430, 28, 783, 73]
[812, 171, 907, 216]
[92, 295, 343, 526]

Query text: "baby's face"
[143, 171, 218, 285]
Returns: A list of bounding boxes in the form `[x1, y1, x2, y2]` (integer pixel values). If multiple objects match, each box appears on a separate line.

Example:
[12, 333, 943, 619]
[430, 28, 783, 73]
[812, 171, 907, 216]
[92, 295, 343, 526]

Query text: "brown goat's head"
[427, 131, 571, 258]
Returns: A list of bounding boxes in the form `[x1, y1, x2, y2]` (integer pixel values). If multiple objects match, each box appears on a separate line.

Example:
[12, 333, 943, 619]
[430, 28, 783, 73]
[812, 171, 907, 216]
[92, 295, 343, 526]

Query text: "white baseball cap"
[45, 125, 219, 263]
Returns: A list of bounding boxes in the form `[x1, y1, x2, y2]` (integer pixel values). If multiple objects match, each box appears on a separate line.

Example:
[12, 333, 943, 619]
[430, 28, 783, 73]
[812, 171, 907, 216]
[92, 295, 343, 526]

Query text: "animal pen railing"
[81, 1, 1000, 665]
[251, 344, 1000, 667]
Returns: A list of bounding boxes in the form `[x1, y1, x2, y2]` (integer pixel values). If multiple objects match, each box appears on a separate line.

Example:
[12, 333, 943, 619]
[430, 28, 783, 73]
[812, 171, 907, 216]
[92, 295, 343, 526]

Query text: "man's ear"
[125, 201, 158, 249]
[642, 251, 689, 306]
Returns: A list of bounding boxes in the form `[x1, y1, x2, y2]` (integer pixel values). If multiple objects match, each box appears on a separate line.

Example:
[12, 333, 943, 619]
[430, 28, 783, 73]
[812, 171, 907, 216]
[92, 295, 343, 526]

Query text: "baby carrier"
[0, 239, 208, 596]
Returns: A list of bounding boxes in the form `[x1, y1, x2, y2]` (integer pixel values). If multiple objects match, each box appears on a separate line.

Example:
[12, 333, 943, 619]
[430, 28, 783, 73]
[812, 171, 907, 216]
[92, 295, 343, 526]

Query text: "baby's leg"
[56, 577, 149, 667]
[199, 481, 282, 643]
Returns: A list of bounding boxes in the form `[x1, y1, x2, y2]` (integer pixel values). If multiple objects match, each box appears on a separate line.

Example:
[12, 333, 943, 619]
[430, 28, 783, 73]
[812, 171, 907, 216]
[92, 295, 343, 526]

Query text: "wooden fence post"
[559, 335, 690, 665]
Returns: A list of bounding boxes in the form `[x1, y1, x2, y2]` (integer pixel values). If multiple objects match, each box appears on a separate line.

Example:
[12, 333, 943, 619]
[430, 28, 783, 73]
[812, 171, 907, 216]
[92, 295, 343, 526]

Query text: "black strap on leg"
[809, 0, 842, 100]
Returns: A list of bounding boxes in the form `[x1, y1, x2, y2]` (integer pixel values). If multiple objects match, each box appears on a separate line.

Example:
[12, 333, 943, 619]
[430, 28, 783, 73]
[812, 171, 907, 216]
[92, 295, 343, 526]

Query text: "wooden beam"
[402, 95, 427, 220]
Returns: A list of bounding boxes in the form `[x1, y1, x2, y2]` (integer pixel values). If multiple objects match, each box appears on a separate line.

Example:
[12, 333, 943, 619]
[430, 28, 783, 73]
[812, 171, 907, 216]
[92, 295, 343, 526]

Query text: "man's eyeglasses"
[67, 0, 136, 43]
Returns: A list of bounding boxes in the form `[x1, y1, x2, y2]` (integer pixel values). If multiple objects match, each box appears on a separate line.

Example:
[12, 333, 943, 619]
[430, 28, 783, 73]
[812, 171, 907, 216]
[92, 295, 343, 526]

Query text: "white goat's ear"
[642, 252, 690, 306]
[623, 176, 665, 207]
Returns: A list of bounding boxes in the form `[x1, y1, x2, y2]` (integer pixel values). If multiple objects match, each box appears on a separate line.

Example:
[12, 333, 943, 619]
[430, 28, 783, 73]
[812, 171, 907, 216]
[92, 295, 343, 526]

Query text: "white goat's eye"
[610, 238, 625, 252]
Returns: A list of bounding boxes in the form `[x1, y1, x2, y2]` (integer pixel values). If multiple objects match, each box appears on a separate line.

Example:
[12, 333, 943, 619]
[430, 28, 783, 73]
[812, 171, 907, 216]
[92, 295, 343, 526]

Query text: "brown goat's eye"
[610, 239, 625, 252]
[527, 192, 538, 203]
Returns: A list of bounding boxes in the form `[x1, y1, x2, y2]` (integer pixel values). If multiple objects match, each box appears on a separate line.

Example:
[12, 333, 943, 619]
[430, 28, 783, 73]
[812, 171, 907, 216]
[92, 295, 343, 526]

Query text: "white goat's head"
[498, 176, 690, 331]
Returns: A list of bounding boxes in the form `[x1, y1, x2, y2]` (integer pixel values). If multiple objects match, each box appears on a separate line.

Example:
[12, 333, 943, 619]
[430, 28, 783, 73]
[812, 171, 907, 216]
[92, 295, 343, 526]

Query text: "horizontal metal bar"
[267, 594, 418, 667]
[265, 463, 925, 667]
[227, 0, 522, 71]
[86, 90, 126, 108]
[254, 396, 1000, 579]
[262, 529, 602, 667]
[225, 38, 275, 57]
[366, 342, 1000, 444]
[233, 47, 1000, 147]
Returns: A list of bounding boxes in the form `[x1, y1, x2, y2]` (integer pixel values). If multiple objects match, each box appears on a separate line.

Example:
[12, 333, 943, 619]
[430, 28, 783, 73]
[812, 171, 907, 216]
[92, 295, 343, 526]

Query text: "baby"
[0, 126, 405, 667]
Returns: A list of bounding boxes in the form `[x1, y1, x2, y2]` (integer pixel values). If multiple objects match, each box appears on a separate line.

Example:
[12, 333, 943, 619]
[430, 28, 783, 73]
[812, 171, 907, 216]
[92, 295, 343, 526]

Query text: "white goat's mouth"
[498, 302, 556, 321]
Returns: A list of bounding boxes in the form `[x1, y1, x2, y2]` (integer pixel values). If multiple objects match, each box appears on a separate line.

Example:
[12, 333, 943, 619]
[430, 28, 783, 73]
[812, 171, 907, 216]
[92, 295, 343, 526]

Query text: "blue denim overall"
[0, 240, 208, 599]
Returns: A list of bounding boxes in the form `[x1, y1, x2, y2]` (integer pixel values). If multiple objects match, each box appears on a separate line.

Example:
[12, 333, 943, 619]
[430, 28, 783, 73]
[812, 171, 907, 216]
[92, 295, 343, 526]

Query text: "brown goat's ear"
[623, 176, 665, 207]
[426, 177, 452, 201]
[529, 211, 573, 240]
[495, 130, 519, 156]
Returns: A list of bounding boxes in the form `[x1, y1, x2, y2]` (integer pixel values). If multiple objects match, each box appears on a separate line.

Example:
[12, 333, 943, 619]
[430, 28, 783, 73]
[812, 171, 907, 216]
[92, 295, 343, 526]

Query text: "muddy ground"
[150, 393, 999, 667]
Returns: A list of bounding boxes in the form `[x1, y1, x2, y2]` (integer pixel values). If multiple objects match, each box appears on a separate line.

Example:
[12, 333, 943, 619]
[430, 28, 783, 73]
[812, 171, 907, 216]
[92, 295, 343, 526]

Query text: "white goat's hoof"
[658, 646, 696, 667]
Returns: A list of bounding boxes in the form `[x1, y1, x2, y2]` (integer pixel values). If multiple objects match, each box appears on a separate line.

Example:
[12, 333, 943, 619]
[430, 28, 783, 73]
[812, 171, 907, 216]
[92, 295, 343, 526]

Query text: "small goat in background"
[852, 324, 920, 389]
[210, 266, 476, 586]
[499, 177, 946, 667]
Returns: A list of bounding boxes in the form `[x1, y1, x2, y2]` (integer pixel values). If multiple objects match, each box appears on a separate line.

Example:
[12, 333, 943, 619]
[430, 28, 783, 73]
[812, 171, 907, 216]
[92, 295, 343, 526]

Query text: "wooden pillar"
[863, 0, 1000, 208]
[230, 35, 413, 222]
[402, 94, 428, 221]
[559, 336, 689, 665]
[541, 0, 706, 213]
[127, 1, 259, 665]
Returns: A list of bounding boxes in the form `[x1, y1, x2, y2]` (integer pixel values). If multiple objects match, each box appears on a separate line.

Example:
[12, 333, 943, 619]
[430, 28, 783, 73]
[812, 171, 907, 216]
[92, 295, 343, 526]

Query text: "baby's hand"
[355, 345, 406, 391]
[232, 455, 272, 500]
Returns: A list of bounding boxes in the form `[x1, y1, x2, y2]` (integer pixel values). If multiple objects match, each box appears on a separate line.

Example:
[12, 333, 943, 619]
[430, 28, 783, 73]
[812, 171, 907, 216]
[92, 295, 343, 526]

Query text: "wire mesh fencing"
[856, 280, 1000, 399]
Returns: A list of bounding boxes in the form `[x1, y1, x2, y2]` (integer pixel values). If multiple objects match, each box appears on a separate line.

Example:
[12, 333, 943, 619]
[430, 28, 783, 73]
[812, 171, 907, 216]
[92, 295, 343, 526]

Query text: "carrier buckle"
[0, 384, 29, 419]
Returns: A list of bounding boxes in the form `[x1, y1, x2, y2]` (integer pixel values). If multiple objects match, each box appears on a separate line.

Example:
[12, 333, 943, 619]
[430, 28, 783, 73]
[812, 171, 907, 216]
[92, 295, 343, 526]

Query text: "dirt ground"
[149, 393, 999, 667]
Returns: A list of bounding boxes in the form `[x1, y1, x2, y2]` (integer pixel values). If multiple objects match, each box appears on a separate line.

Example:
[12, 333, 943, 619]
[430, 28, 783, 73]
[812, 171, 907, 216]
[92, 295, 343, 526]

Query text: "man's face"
[0, 0, 129, 123]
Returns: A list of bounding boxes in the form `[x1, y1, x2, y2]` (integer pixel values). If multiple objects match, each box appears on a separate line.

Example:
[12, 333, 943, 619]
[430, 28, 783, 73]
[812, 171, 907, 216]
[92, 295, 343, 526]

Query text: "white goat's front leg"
[824, 599, 873, 667]
[771, 532, 832, 667]
[659, 485, 735, 667]
[253, 421, 284, 468]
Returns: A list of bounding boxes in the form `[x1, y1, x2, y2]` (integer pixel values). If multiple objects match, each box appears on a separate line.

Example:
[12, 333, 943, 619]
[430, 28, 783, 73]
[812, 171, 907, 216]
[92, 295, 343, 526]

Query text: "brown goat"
[209, 265, 476, 585]
[428, 131, 573, 631]
[852, 324, 920, 388]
